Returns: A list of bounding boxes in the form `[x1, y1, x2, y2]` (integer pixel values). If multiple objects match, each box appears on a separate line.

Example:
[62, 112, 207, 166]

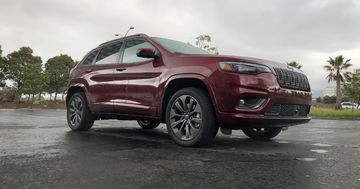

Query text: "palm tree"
[324, 55, 352, 109]
[287, 61, 302, 70]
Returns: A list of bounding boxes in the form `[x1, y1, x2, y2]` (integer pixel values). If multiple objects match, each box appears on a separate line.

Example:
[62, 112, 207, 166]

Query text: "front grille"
[265, 104, 310, 117]
[274, 68, 310, 91]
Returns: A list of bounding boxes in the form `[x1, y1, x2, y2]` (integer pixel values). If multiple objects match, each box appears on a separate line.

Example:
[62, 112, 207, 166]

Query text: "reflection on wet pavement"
[1, 109, 360, 189]
[276, 140, 290, 144]
[311, 143, 332, 147]
[295, 157, 317, 162]
[310, 149, 329, 154]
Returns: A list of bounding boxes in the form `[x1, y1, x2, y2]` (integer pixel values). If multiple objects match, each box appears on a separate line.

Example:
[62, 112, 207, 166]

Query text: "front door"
[113, 39, 162, 116]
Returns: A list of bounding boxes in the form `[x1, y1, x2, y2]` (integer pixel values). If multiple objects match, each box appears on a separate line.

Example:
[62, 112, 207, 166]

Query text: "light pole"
[124, 26, 134, 37]
[114, 27, 134, 38]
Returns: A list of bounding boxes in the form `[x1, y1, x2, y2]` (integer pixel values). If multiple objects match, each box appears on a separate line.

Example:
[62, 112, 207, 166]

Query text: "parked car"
[66, 34, 312, 147]
[341, 102, 359, 109]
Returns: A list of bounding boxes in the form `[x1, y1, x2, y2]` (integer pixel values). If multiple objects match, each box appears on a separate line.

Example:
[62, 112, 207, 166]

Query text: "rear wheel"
[67, 92, 94, 131]
[166, 88, 218, 147]
[242, 127, 282, 140]
[137, 119, 161, 129]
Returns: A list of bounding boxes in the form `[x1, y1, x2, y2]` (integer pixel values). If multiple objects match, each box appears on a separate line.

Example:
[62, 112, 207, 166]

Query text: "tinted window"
[82, 50, 99, 65]
[95, 42, 122, 65]
[122, 40, 154, 64]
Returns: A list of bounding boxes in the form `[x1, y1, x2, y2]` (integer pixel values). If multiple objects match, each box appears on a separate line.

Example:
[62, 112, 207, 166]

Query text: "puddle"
[311, 149, 329, 154]
[295, 158, 317, 162]
[276, 141, 289, 144]
[311, 143, 332, 147]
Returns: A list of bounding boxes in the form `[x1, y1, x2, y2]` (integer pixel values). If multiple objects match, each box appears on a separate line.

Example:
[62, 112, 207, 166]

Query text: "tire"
[166, 87, 218, 147]
[137, 119, 161, 129]
[242, 127, 282, 140]
[67, 92, 95, 131]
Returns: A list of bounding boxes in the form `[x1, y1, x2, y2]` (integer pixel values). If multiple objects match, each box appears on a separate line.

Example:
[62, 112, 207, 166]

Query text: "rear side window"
[122, 40, 154, 64]
[95, 42, 123, 65]
[82, 50, 99, 65]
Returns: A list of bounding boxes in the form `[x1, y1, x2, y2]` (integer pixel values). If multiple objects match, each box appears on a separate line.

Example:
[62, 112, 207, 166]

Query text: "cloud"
[0, 0, 359, 91]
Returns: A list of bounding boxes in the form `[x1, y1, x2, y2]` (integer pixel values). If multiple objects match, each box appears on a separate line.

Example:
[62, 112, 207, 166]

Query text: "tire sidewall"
[67, 92, 89, 130]
[165, 88, 216, 147]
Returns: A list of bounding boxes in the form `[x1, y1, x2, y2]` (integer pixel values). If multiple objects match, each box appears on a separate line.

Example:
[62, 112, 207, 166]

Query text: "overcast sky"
[1, 0, 359, 94]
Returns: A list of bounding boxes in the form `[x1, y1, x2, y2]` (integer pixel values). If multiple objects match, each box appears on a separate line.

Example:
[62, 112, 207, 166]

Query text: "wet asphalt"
[0, 109, 360, 189]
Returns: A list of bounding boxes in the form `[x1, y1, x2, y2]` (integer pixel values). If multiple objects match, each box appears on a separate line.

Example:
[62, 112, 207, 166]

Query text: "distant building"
[355, 68, 360, 74]
[323, 86, 336, 97]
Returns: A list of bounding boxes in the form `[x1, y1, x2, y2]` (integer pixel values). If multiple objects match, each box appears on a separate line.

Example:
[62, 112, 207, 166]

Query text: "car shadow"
[63, 126, 294, 152]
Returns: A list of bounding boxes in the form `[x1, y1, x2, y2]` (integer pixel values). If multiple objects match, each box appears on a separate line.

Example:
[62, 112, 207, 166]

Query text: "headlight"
[219, 62, 272, 74]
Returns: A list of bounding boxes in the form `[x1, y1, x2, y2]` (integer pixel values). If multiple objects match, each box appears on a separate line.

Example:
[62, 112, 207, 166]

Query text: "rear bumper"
[219, 112, 311, 129]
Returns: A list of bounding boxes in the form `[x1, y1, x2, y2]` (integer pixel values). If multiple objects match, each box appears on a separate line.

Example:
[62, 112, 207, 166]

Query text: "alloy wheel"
[169, 95, 202, 141]
[69, 96, 83, 126]
[250, 128, 267, 133]
[138, 120, 150, 125]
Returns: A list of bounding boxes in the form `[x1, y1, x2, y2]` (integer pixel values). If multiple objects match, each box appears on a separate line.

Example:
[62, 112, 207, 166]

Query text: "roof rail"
[99, 33, 148, 46]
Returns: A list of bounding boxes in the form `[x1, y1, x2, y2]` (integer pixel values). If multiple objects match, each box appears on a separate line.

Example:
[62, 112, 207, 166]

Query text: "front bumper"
[219, 112, 311, 129]
[211, 70, 312, 129]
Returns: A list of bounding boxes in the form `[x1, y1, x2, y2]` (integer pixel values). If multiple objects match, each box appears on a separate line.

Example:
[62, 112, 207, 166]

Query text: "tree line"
[0, 45, 76, 103]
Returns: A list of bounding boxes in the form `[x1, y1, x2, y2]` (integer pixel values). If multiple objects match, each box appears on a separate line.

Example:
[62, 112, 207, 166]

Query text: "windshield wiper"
[173, 51, 185, 55]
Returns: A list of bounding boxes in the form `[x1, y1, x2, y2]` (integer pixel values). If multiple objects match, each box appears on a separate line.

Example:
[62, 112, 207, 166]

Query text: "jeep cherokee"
[66, 34, 312, 147]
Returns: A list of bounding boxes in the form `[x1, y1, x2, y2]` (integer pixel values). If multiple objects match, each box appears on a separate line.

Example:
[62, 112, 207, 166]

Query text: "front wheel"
[166, 88, 218, 147]
[242, 127, 282, 140]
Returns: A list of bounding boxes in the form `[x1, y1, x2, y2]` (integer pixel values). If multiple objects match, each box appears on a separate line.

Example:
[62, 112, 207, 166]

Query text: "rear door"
[79, 42, 124, 113]
[113, 39, 162, 116]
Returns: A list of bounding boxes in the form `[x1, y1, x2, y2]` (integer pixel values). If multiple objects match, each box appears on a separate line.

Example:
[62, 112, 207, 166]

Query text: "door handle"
[85, 69, 92, 73]
[116, 68, 127, 72]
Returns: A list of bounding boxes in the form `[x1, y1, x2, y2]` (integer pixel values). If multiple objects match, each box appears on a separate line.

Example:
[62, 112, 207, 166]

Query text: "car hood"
[178, 54, 303, 73]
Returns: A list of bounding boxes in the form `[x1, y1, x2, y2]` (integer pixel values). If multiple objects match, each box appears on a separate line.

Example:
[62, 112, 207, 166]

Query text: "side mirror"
[136, 48, 158, 59]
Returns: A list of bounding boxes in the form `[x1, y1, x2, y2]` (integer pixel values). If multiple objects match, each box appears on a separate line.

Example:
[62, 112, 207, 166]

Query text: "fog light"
[237, 95, 266, 109]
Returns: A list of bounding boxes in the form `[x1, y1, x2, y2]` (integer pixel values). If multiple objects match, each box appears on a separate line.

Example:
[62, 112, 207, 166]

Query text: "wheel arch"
[66, 84, 86, 107]
[160, 74, 219, 123]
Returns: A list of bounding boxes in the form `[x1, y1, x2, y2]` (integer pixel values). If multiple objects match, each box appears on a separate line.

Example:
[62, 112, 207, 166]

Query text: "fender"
[66, 79, 92, 108]
[158, 73, 220, 119]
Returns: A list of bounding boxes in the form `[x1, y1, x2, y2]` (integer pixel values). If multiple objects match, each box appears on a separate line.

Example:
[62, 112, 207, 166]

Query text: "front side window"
[82, 50, 99, 65]
[95, 42, 122, 65]
[122, 40, 154, 64]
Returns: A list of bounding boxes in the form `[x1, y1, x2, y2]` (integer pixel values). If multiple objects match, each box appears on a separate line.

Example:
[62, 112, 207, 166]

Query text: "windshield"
[152, 37, 210, 55]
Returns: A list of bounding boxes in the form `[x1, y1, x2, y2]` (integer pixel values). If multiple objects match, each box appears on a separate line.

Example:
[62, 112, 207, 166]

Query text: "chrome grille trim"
[274, 68, 310, 91]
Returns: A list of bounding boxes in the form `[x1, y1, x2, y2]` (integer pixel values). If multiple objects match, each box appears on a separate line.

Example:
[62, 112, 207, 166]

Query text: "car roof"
[98, 33, 149, 47]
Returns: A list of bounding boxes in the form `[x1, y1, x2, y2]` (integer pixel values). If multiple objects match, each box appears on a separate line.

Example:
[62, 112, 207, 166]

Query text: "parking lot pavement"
[0, 109, 360, 189]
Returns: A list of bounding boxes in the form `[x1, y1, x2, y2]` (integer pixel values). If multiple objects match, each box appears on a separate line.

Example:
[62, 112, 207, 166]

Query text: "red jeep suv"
[66, 34, 311, 147]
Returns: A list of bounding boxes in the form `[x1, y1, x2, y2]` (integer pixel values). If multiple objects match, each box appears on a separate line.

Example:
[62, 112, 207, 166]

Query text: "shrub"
[323, 95, 336, 104]
[316, 96, 322, 103]
[0, 87, 16, 102]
